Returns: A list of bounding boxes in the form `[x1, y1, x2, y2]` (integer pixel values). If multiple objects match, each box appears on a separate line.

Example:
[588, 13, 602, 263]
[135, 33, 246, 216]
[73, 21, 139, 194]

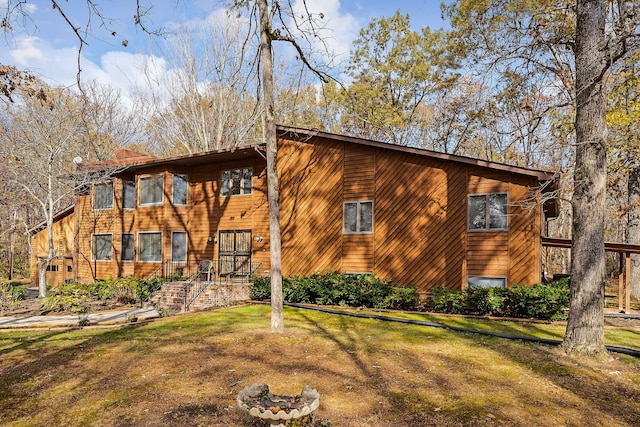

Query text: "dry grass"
[1, 304, 640, 426]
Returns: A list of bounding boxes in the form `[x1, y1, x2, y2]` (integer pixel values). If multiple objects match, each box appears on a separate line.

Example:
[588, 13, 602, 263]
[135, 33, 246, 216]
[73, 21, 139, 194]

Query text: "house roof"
[276, 125, 558, 184]
[77, 126, 559, 186]
[28, 204, 74, 235]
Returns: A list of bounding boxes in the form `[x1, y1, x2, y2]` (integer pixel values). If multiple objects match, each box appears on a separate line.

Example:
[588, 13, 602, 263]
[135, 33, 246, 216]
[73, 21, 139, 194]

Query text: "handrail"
[183, 260, 262, 311]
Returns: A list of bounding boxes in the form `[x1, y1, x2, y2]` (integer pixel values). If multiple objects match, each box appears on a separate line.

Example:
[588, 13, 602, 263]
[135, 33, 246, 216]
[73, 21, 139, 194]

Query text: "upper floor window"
[93, 181, 114, 210]
[343, 201, 373, 234]
[468, 193, 508, 231]
[122, 180, 135, 209]
[139, 174, 164, 206]
[173, 174, 188, 205]
[221, 168, 252, 196]
[93, 233, 113, 261]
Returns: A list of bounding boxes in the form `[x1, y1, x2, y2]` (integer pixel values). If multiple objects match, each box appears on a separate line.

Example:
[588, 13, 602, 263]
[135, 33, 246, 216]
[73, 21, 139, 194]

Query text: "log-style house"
[30, 126, 558, 294]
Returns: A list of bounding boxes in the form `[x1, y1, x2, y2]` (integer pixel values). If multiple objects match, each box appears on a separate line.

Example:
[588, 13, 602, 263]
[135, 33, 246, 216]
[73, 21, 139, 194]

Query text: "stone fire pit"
[237, 383, 320, 427]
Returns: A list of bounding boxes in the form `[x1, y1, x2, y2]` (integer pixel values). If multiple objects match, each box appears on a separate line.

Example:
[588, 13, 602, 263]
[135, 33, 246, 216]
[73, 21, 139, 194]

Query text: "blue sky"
[0, 1, 449, 91]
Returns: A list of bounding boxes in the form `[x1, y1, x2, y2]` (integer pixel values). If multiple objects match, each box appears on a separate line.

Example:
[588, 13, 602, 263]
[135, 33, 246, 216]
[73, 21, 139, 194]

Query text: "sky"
[0, 0, 450, 94]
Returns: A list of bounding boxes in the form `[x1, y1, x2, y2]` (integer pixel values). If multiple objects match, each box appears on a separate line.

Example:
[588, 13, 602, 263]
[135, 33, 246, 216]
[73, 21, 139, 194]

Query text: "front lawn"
[1, 305, 639, 426]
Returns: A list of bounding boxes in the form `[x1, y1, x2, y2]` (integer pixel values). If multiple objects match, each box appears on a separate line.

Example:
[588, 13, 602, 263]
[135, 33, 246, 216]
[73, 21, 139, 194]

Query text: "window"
[138, 232, 162, 262]
[467, 276, 507, 288]
[468, 193, 508, 231]
[221, 168, 252, 196]
[122, 180, 135, 209]
[172, 231, 187, 262]
[121, 233, 134, 261]
[139, 174, 164, 206]
[343, 201, 373, 234]
[172, 174, 188, 205]
[93, 181, 114, 210]
[93, 234, 113, 261]
[46, 264, 59, 272]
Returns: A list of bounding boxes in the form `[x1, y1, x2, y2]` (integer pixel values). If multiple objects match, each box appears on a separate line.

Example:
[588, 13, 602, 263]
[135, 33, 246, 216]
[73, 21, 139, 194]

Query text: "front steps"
[151, 281, 251, 313]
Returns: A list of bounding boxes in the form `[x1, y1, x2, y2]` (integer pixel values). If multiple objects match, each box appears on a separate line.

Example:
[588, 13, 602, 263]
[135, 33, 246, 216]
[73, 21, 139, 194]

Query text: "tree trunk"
[258, 0, 284, 333]
[627, 166, 640, 298]
[562, 0, 607, 356]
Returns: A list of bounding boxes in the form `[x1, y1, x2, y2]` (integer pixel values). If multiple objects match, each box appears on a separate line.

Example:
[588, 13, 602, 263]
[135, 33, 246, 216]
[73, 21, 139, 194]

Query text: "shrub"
[428, 287, 465, 314]
[383, 285, 421, 311]
[94, 277, 164, 306]
[427, 279, 570, 320]
[0, 281, 28, 311]
[250, 276, 271, 300]
[42, 282, 94, 314]
[464, 286, 506, 316]
[249, 272, 420, 310]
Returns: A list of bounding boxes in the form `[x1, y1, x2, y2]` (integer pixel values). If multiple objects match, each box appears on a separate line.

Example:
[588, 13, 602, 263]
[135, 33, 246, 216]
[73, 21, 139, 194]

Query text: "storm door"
[218, 230, 252, 277]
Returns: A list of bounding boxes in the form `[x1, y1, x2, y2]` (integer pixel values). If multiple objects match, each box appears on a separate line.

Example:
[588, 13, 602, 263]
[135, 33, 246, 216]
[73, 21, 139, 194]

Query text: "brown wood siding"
[342, 145, 375, 272]
[374, 151, 467, 292]
[30, 210, 76, 287]
[508, 175, 541, 285]
[278, 137, 344, 276]
[466, 168, 542, 287]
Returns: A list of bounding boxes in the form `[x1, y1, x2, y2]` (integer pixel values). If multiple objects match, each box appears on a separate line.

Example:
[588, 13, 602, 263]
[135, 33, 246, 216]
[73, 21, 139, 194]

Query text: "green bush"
[250, 272, 420, 310]
[428, 287, 465, 314]
[42, 282, 94, 314]
[464, 286, 507, 315]
[250, 276, 272, 300]
[427, 279, 570, 320]
[0, 281, 28, 310]
[95, 277, 164, 306]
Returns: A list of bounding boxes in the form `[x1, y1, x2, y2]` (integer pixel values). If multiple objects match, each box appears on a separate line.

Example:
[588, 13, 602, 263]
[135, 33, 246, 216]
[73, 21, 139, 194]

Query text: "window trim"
[92, 233, 113, 261]
[92, 181, 114, 211]
[138, 174, 165, 207]
[343, 200, 374, 235]
[121, 233, 135, 262]
[467, 192, 508, 232]
[221, 167, 253, 196]
[171, 231, 188, 262]
[137, 231, 163, 263]
[466, 276, 507, 288]
[122, 179, 136, 210]
[172, 173, 189, 206]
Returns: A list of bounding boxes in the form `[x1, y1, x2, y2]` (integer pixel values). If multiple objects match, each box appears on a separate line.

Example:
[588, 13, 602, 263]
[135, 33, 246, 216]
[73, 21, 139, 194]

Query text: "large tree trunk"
[562, 0, 607, 356]
[258, 0, 284, 333]
[627, 167, 640, 298]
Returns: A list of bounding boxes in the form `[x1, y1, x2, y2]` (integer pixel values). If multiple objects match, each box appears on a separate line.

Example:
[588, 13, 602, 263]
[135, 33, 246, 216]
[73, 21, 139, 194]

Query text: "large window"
[121, 233, 134, 261]
[122, 180, 135, 209]
[139, 174, 164, 206]
[92, 234, 113, 261]
[468, 193, 508, 231]
[93, 181, 114, 210]
[172, 231, 187, 262]
[138, 232, 162, 262]
[172, 174, 188, 205]
[343, 201, 373, 234]
[221, 168, 252, 196]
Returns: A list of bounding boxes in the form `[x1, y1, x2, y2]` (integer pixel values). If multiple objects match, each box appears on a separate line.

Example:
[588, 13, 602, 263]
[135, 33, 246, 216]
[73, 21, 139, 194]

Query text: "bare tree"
[0, 84, 126, 296]
[138, 15, 262, 155]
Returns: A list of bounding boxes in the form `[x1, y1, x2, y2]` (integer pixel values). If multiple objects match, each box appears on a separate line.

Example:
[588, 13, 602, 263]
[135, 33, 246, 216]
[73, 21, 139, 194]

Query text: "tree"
[231, 0, 330, 332]
[138, 16, 262, 155]
[0, 83, 127, 296]
[337, 12, 454, 146]
[445, 0, 640, 355]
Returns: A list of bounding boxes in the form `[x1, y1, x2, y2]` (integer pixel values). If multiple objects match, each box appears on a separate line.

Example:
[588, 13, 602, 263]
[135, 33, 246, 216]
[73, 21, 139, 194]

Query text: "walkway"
[0, 307, 160, 329]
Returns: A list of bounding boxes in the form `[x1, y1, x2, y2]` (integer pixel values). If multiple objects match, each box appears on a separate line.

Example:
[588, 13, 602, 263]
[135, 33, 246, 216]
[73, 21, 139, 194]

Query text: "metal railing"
[183, 260, 262, 311]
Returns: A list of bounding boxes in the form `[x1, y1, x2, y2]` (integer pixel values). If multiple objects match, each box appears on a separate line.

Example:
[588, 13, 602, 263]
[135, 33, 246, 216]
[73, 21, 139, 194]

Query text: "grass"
[0, 304, 639, 426]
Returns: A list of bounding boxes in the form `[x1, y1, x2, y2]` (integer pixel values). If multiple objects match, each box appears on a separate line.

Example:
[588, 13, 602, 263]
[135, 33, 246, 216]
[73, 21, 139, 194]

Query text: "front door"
[218, 230, 252, 277]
